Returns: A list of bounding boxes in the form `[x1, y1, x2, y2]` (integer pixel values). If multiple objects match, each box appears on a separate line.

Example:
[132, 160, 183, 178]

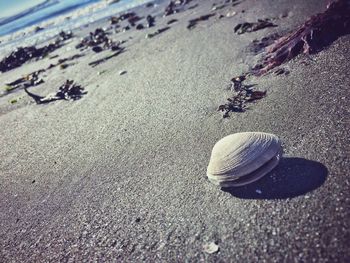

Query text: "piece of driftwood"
[252, 0, 350, 75]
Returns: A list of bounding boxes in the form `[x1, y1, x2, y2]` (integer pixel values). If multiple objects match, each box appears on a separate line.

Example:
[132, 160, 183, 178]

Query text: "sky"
[0, 0, 46, 18]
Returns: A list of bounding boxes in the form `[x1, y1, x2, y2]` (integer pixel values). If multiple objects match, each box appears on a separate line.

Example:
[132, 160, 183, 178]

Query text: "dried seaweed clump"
[75, 28, 122, 52]
[0, 31, 72, 73]
[234, 19, 277, 34]
[253, 0, 350, 75]
[0, 44, 58, 73]
[25, 80, 86, 104]
[218, 76, 266, 117]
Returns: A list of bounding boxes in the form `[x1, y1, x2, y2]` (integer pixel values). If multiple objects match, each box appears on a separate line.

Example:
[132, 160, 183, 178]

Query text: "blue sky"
[0, 0, 45, 18]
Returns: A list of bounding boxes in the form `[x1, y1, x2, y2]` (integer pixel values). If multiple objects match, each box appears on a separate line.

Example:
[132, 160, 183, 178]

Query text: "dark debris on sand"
[1, 45, 57, 73]
[25, 80, 86, 104]
[47, 53, 84, 70]
[252, 0, 350, 75]
[167, 19, 178, 25]
[75, 28, 121, 52]
[88, 48, 125, 67]
[164, 0, 192, 16]
[4, 70, 45, 94]
[187, 14, 216, 30]
[234, 19, 277, 34]
[2, 53, 84, 97]
[146, 15, 155, 27]
[218, 76, 266, 118]
[0, 31, 72, 73]
[222, 0, 350, 116]
[57, 30, 73, 42]
[248, 33, 281, 54]
[110, 12, 142, 27]
[146, 27, 171, 38]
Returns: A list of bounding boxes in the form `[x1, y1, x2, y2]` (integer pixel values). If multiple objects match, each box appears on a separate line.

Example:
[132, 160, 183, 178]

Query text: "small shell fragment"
[203, 242, 219, 254]
[226, 11, 236, 17]
[207, 132, 282, 187]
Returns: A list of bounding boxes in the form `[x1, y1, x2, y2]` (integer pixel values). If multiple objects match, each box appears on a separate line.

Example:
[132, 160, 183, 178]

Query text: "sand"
[0, 0, 349, 261]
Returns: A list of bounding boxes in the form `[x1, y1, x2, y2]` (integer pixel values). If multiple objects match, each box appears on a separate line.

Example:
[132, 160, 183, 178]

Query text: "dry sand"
[0, 0, 349, 261]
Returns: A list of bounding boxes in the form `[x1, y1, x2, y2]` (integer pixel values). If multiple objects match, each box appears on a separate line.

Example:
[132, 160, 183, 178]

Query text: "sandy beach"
[0, 0, 349, 261]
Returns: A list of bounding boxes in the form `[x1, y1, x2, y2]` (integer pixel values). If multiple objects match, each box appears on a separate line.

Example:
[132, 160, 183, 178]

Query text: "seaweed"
[75, 28, 121, 52]
[4, 70, 45, 94]
[57, 30, 73, 41]
[0, 44, 57, 73]
[24, 80, 85, 104]
[164, 0, 192, 16]
[252, 0, 350, 75]
[146, 15, 155, 27]
[234, 19, 277, 34]
[136, 24, 144, 30]
[218, 76, 266, 118]
[109, 12, 140, 25]
[0, 30, 72, 72]
[46, 53, 84, 70]
[164, 1, 177, 16]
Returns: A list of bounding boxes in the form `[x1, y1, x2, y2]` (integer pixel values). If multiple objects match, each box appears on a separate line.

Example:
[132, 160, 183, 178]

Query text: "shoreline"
[0, 0, 154, 52]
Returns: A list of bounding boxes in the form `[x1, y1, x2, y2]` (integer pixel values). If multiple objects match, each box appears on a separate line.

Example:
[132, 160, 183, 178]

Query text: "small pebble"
[203, 242, 219, 254]
[119, 70, 127, 75]
[256, 189, 262, 194]
[226, 11, 236, 17]
[97, 71, 106, 75]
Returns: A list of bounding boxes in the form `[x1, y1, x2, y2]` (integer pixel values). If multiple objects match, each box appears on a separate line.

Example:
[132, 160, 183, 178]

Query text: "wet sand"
[0, 0, 349, 261]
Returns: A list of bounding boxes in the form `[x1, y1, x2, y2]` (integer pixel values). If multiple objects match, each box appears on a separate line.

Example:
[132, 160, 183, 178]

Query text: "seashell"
[207, 132, 282, 187]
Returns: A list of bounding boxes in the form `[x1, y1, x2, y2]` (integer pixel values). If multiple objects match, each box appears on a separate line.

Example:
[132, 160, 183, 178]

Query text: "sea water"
[0, 0, 153, 52]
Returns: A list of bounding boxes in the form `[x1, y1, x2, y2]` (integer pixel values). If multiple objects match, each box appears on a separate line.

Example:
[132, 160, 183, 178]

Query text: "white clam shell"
[207, 132, 282, 187]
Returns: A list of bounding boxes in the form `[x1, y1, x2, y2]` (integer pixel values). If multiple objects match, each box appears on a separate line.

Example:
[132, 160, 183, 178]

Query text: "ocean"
[0, 0, 153, 50]
[0, 0, 103, 36]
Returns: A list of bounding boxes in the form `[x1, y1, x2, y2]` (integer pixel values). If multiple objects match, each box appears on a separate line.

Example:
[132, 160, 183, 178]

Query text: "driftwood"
[252, 0, 350, 75]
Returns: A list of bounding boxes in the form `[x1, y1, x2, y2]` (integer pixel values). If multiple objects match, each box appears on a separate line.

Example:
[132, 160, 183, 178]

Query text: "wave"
[0, 0, 103, 36]
[0, 0, 60, 26]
